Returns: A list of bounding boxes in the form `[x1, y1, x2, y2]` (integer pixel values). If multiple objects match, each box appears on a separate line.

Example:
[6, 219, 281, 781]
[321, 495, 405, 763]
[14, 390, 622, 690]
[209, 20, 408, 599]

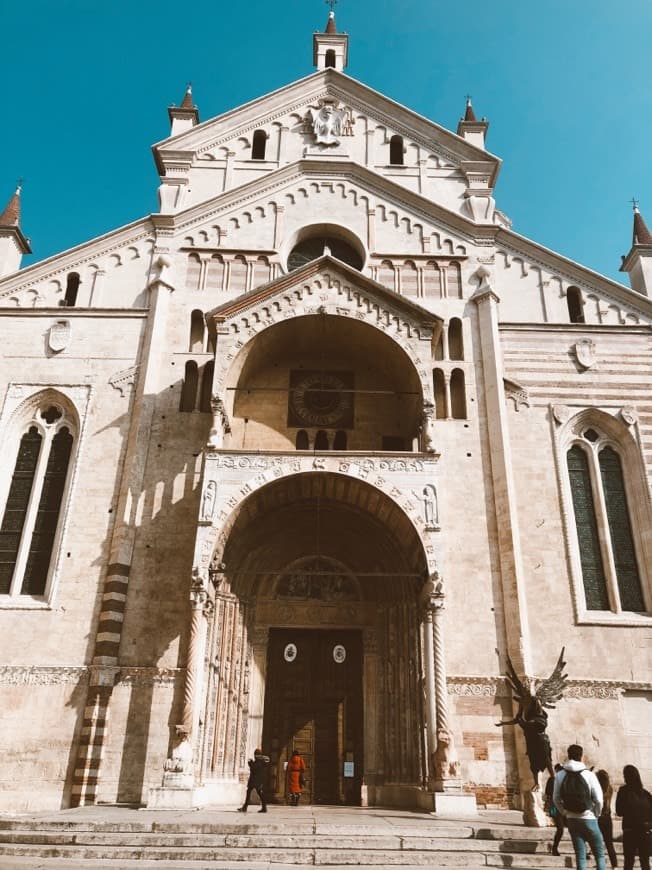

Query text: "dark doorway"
[262, 628, 363, 805]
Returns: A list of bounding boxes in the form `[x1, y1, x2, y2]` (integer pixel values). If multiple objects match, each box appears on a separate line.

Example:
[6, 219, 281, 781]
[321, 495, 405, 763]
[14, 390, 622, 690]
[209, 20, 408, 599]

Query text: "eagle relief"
[306, 99, 353, 146]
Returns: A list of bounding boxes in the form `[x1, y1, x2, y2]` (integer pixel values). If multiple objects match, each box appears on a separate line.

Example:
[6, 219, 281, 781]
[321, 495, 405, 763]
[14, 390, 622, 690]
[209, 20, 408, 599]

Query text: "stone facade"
[0, 16, 650, 814]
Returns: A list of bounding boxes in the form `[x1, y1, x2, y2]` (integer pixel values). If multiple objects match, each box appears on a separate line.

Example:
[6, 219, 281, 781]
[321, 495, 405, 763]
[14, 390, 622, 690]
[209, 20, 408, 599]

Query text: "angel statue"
[496, 648, 568, 790]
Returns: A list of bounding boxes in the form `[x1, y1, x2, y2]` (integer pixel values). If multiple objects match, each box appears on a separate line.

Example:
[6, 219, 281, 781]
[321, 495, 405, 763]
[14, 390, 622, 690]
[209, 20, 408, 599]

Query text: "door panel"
[262, 629, 363, 805]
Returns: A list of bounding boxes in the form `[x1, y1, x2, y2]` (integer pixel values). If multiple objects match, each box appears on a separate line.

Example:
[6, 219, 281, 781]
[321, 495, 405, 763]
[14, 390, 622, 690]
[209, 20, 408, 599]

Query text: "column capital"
[421, 572, 445, 617]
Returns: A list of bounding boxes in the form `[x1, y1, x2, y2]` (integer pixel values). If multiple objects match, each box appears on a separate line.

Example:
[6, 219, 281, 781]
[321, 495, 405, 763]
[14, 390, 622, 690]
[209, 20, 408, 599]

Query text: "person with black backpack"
[553, 744, 606, 870]
[615, 764, 652, 870]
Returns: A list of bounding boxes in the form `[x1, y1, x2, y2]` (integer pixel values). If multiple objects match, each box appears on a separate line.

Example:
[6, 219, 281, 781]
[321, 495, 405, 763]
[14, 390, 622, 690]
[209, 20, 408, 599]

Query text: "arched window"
[333, 430, 347, 450]
[450, 369, 467, 419]
[401, 261, 418, 296]
[448, 262, 462, 298]
[314, 430, 329, 450]
[189, 310, 205, 352]
[252, 129, 267, 160]
[448, 318, 464, 360]
[180, 361, 198, 412]
[567, 286, 585, 323]
[434, 331, 444, 361]
[229, 256, 248, 293]
[295, 430, 309, 450]
[325, 49, 336, 68]
[567, 433, 645, 613]
[64, 273, 80, 307]
[0, 400, 76, 599]
[433, 369, 446, 419]
[199, 361, 214, 413]
[186, 254, 202, 291]
[205, 255, 225, 292]
[389, 135, 404, 166]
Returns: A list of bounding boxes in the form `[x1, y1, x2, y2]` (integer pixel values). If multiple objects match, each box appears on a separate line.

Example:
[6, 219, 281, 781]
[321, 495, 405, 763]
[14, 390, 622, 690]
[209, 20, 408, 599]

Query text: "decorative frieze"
[0, 666, 183, 687]
[446, 675, 646, 700]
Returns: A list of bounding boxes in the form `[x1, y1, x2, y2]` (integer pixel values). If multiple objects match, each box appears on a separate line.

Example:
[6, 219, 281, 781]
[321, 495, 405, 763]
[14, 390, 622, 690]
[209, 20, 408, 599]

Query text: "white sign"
[343, 762, 354, 778]
[284, 643, 297, 662]
[333, 644, 346, 664]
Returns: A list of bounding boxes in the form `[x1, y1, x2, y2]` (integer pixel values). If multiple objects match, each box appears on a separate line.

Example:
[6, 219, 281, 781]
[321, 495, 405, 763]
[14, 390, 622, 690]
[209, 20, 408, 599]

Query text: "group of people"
[237, 749, 305, 813]
[545, 744, 652, 870]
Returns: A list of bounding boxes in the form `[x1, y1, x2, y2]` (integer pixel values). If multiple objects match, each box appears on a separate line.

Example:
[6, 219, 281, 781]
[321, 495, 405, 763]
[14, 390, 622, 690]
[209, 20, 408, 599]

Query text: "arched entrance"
[200, 471, 429, 807]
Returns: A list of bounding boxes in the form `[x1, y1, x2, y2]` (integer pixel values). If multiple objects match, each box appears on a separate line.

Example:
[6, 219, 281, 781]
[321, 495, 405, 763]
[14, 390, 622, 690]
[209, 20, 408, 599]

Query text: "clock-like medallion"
[287, 370, 354, 428]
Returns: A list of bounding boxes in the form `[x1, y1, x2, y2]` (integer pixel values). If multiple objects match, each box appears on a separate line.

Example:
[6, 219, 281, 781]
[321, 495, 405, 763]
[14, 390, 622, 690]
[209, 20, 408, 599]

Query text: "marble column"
[420, 584, 438, 789]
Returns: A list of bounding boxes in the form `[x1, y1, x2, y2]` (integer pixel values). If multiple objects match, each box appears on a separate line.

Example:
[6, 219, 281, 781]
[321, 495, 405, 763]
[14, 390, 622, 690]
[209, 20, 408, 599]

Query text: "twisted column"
[421, 585, 438, 788]
[179, 572, 211, 739]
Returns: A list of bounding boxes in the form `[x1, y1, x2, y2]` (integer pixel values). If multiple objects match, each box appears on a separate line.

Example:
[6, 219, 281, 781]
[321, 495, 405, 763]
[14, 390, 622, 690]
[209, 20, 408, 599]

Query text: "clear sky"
[2, 0, 651, 284]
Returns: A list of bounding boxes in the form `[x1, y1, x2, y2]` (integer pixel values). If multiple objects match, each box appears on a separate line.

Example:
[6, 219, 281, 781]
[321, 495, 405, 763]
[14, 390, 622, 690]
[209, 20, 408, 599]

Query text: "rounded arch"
[280, 223, 367, 272]
[210, 470, 431, 600]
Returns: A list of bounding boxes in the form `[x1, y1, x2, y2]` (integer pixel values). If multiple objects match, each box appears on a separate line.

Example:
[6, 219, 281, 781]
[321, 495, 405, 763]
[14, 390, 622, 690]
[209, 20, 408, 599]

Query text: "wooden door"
[262, 629, 363, 805]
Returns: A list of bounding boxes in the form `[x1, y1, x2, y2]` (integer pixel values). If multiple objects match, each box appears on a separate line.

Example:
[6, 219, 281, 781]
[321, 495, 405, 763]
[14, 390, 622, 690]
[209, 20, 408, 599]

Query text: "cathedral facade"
[0, 14, 650, 813]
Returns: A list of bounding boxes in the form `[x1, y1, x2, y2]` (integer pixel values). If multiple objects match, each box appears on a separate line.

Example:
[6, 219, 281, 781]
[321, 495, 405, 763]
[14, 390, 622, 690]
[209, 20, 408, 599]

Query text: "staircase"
[0, 807, 621, 868]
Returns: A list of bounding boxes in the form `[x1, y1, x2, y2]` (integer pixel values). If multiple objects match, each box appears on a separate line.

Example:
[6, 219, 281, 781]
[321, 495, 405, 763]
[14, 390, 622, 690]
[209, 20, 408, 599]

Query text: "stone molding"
[446, 675, 650, 700]
[0, 666, 183, 687]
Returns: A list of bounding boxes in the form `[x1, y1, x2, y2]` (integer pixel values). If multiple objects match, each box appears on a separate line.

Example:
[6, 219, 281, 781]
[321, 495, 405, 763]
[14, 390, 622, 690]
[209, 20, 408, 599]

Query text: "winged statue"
[496, 648, 568, 789]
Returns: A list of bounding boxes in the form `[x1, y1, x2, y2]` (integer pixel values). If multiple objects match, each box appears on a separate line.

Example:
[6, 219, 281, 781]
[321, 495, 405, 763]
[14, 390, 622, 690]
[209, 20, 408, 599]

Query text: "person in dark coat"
[597, 769, 618, 868]
[615, 765, 652, 870]
[238, 748, 270, 813]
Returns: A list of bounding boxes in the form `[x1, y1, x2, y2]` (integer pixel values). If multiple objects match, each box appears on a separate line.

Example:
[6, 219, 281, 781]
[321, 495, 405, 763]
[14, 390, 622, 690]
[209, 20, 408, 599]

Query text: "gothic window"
[180, 361, 199, 412]
[448, 262, 462, 298]
[567, 286, 585, 323]
[189, 310, 205, 352]
[433, 369, 446, 419]
[566, 430, 645, 613]
[333, 430, 347, 450]
[199, 361, 214, 413]
[229, 256, 248, 293]
[448, 318, 464, 360]
[389, 135, 404, 166]
[205, 255, 224, 292]
[450, 369, 467, 419]
[401, 260, 418, 296]
[0, 399, 76, 600]
[187, 253, 202, 291]
[295, 430, 309, 450]
[252, 129, 267, 160]
[325, 49, 336, 68]
[64, 273, 80, 307]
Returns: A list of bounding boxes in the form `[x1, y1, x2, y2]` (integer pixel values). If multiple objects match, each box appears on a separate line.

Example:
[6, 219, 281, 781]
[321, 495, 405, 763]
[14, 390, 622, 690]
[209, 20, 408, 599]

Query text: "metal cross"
[631, 197, 639, 211]
[465, 93, 472, 103]
[325, 0, 338, 10]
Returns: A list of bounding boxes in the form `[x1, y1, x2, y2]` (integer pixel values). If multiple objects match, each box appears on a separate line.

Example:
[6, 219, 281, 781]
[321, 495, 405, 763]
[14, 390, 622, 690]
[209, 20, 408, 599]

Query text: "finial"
[16, 177, 23, 194]
[465, 94, 472, 105]
[631, 197, 640, 214]
[462, 95, 477, 123]
[180, 82, 194, 109]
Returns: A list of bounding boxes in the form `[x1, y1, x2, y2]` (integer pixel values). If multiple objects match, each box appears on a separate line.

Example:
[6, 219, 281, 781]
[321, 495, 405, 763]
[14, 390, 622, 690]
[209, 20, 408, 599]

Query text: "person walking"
[554, 744, 606, 870]
[286, 750, 306, 806]
[597, 769, 618, 868]
[238, 748, 270, 813]
[546, 763, 566, 856]
[615, 764, 652, 870]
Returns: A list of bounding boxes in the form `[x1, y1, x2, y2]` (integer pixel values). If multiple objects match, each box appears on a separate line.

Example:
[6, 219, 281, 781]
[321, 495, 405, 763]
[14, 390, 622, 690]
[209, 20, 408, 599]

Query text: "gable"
[154, 70, 499, 220]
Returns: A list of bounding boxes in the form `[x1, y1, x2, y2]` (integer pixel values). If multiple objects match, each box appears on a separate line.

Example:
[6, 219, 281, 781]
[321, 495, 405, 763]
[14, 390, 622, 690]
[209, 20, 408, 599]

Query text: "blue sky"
[2, 0, 651, 284]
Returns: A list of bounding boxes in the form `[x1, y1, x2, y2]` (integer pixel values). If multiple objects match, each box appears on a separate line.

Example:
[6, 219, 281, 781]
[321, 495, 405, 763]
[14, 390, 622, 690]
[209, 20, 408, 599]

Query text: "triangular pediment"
[155, 69, 498, 175]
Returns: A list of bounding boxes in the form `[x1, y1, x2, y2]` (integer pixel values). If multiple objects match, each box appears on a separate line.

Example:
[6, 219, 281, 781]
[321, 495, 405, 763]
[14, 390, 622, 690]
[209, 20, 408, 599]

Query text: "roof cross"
[631, 197, 640, 212]
[325, 0, 338, 10]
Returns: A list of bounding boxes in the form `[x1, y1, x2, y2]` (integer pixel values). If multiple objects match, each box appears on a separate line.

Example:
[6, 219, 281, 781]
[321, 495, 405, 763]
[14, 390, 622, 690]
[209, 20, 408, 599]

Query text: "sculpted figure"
[434, 728, 461, 781]
[307, 102, 347, 145]
[496, 648, 568, 790]
[164, 732, 193, 774]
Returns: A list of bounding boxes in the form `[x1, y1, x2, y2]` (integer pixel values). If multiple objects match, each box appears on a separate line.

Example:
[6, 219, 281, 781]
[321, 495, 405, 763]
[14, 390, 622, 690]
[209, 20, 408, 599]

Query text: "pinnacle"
[463, 98, 477, 122]
[325, 10, 337, 33]
[0, 184, 21, 227]
[180, 83, 195, 109]
[632, 203, 652, 245]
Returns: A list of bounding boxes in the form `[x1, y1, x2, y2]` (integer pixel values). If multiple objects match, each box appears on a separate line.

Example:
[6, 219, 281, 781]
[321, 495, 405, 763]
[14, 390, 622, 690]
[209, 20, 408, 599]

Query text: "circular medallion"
[284, 643, 298, 663]
[289, 372, 352, 427]
[333, 644, 346, 664]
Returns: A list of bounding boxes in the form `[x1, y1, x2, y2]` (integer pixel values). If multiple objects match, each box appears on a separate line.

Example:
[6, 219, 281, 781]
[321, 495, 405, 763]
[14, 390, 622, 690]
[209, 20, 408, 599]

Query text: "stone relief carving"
[207, 396, 231, 449]
[504, 377, 530, 412]
[620, 405, 638, 426]
[276, 559, 358, 602]
[573, 339, 597, 370]
[552, 404, 570, 425]
[201, 480, 217, 522]
[306, 99, 353, 145]
[421, 485, 439, 529]
[108, 365, 139, 397]
[48, 320, 71, 353]
[434, 728, 461, 781]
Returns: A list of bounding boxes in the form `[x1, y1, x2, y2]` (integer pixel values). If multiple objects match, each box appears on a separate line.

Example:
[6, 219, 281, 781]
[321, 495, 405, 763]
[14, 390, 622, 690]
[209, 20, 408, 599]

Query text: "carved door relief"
[262, 628, 363, 805]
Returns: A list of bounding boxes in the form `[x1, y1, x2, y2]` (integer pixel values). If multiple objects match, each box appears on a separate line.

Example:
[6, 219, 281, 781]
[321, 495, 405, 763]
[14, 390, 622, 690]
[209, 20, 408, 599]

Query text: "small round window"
[287, 237, 363, 272]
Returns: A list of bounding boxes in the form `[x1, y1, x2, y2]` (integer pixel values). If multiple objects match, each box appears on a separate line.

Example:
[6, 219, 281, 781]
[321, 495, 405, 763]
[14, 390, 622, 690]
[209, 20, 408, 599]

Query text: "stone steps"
[0, 815, 621, 868]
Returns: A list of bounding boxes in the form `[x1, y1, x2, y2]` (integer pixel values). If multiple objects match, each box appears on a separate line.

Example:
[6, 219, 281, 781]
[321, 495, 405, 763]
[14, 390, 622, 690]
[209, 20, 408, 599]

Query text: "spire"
[463, 96, 477, 123]
[325, 10, 337, 33]
[167, 83, 200, 136]
[0, 181, 31, 278]
[456, 95, 489, 149]
[0, 182, 22, 227]
[632, 200, 652, 245]
[620, 199, 652, 296]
